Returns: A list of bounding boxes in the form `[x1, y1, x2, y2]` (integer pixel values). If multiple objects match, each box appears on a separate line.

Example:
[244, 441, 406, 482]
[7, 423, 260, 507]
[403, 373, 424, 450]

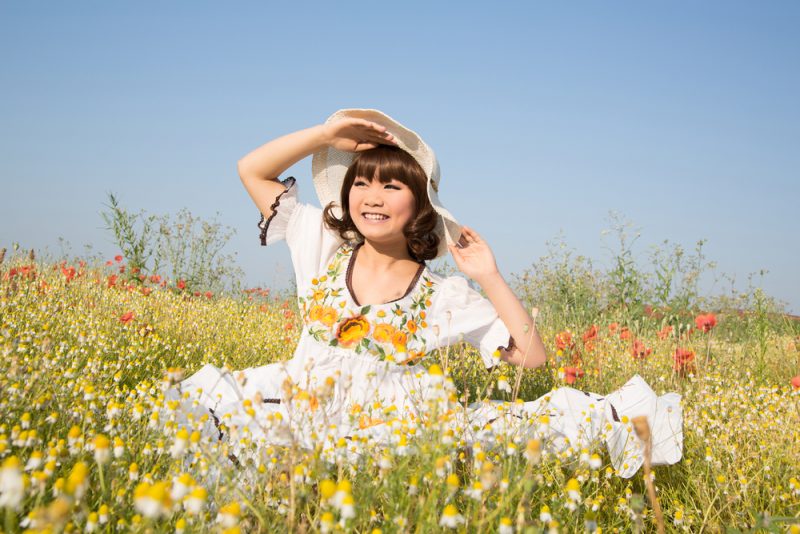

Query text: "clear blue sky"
[1, 2, 798, 312]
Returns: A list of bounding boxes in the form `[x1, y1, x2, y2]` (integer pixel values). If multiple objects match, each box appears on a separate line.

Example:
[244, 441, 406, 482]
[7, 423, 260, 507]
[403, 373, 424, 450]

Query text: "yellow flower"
[320, 307, 338, 327]
[336, 316, 371, 348]
[309, 305, 323, 322]
[392, 330, 408, 353]
[446, 473, 459, 490]
[373, 323, 396, 343]
[319, 479, 336, 501]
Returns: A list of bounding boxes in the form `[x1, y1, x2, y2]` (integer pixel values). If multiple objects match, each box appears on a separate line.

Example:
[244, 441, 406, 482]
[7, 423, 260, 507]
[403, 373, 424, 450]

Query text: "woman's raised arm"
[448, 226, 547, 369]
[237, 119, 398, 220]
[237, 125, 328, 221]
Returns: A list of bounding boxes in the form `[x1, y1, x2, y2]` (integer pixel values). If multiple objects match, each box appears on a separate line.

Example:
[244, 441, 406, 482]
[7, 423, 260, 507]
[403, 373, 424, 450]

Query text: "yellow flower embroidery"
[392, 331, 408, 353]
[309, 305, 323, 322]
[320, 307, 338, 327]
[336, 315, 371, 348]
[373, 323, 396, 343]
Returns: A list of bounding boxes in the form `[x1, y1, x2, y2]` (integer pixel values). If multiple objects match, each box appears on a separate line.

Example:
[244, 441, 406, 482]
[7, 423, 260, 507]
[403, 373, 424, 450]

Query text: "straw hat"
[311, 108, 461, 259]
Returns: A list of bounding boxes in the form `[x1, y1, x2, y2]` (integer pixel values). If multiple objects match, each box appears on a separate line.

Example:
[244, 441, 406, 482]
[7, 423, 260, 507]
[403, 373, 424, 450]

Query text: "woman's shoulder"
[423, 271, 484, 308]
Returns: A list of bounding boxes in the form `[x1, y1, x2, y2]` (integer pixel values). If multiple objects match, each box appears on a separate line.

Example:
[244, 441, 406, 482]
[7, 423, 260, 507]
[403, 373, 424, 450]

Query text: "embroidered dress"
[170, 178, 683, 478]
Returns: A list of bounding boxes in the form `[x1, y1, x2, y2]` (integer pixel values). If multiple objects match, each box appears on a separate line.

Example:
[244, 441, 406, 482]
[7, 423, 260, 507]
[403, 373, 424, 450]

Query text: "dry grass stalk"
[632, 415, 665, 534]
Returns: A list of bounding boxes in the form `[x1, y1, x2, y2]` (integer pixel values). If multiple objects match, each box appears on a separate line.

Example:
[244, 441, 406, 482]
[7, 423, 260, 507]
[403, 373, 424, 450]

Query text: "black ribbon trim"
[258, 176, 297, 246]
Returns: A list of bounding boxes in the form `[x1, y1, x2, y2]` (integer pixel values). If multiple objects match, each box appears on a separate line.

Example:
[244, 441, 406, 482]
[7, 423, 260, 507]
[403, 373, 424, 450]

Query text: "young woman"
[171, 109, 682, 478]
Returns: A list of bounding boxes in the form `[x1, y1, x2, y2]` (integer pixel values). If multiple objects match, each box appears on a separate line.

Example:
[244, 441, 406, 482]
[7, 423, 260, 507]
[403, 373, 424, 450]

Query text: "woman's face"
[348, 175, 416, 245]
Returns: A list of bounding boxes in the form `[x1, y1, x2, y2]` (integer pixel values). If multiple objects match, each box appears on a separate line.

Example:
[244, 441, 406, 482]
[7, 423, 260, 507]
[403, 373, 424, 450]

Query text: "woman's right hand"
[321, 118, 398, 152]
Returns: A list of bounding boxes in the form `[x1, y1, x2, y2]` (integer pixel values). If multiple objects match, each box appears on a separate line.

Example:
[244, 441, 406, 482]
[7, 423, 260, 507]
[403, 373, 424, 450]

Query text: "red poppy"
[791, 375, 800, 390]
[608, 322, 619, 334]
[177, 279, 186, 290]
[564, 366, 585, 385]
[582, 325, 598, 344]
[141, 287, 152, 296]
[631, 339, 652, 360]
[61, 266, 76, 282]
[119, 311, 135, 323]
[673, 347, 696, 376]
[619, 327, 631, 340]
[107, 275, 118, 288]
[694, 313, 718, 333]
[555, 331, 574, 352]
[205, 291, 213, 299]
[657, 325, 673, 340]
[114, 255, 123, 262]
[105, 260, 114, 266]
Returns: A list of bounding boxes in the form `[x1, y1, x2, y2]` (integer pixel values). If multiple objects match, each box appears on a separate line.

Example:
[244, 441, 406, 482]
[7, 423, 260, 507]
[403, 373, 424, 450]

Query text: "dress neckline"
[345, 242, 426, 306]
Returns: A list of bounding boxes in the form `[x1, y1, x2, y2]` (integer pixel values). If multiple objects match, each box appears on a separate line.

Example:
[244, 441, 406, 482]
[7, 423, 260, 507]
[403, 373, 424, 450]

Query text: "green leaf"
[360, 305, 371, 315]
[330, 339, 338, 347]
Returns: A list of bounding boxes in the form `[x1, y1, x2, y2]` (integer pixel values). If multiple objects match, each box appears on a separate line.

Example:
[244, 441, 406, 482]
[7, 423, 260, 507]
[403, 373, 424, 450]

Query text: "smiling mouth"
[362, 213, 389, 221]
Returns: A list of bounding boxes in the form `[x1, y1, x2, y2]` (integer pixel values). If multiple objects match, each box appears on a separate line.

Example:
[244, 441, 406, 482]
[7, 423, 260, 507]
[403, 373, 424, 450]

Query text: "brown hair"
[322, 145, 440, 261]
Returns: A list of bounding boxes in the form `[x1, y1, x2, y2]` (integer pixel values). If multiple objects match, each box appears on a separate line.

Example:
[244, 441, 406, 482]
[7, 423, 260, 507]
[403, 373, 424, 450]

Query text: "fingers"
[354, 142, 379, 151]
[460, 226, 482, 243]
[353, 119, 398, 145]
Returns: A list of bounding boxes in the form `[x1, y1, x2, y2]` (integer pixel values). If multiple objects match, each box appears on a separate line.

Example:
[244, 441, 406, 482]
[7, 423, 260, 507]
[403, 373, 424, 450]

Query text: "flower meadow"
[1, 249, 799, 533]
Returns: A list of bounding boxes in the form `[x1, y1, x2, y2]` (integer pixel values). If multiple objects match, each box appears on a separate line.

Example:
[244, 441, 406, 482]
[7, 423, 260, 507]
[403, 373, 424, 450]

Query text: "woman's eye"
[385, 184, 401, 190]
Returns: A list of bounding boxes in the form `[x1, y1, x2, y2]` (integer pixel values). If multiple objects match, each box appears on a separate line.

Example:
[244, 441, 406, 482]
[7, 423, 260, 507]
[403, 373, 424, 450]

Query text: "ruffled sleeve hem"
[477, 316, 515, 370]
[258, 176, 298, 246]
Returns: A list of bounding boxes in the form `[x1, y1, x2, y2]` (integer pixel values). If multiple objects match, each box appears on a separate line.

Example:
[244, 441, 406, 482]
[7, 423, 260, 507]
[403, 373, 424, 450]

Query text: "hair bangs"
[351, 147, 416, 186]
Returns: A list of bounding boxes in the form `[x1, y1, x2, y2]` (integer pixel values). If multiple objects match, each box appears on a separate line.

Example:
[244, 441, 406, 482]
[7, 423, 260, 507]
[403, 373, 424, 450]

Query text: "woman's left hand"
[448, 226, 500, 284]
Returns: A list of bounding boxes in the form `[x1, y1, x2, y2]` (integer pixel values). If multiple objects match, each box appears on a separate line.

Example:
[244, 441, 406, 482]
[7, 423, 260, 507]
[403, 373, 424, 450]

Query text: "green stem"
[5, 507, 16, 534]
[97, 461, 107, 498]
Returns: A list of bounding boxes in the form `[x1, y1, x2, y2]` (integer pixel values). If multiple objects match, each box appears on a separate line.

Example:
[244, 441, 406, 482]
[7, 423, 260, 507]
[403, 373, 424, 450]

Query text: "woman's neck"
[356, 239, 420, 273]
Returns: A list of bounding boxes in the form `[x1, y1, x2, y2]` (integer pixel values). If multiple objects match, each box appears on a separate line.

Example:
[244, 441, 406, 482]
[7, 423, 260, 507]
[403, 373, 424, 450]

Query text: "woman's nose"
[365, 186, 384, 205]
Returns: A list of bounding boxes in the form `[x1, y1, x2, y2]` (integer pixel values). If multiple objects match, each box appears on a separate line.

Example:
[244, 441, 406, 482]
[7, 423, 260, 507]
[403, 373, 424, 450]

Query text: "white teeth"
[364, 213, 389, 220]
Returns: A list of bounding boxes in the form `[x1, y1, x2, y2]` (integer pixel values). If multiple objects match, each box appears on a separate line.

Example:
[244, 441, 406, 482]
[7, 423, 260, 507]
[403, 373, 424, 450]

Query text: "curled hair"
[322, 145, 440, 261]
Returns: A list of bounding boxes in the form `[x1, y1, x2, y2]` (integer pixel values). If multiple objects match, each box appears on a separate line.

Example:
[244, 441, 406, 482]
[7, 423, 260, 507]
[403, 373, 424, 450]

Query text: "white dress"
[170, 177, 683, 478]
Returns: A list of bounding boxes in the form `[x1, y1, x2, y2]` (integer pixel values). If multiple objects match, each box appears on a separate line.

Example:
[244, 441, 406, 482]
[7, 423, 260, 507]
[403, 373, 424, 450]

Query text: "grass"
[0, 248, 798, 533]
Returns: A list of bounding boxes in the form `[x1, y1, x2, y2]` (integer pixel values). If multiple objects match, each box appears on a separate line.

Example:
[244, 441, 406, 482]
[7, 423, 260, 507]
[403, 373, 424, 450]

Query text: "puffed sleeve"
[431, 275, 515, 369]
[257, 177, 345, 290]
